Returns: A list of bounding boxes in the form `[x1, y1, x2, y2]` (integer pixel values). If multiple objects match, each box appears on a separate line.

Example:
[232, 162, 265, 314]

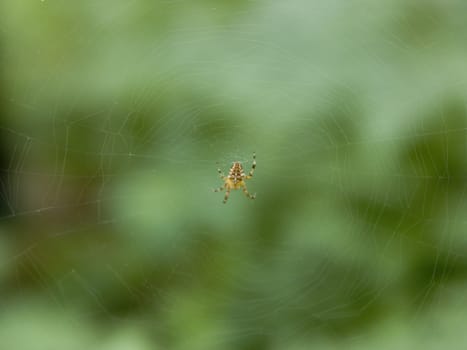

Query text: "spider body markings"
[213, 153, 256, 204]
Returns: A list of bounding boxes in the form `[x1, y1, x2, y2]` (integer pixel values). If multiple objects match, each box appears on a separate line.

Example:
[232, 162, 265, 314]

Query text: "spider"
[213, 153, 256, 204]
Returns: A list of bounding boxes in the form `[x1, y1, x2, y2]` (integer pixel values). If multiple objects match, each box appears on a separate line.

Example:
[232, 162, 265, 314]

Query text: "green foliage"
[1, 0, 467, 348]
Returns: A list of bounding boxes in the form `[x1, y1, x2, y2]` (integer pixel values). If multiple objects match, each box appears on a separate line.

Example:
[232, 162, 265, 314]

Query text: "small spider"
[213, 153, 256, 203]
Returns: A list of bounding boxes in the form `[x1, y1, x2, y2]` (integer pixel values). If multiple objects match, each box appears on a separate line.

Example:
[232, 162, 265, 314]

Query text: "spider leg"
[242, 184, 256, 200]
[213, 186, 225, 192]
[223, 189, 231, 204]
[216, 163, 226, 179]
[246, 152, 256, 179]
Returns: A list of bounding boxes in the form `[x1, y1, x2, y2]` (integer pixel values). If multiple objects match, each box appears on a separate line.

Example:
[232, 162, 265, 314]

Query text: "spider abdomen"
[228, 162, 245, 183]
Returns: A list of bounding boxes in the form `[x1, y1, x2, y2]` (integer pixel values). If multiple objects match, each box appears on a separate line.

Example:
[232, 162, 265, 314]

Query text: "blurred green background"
[2, 0, 467, 349]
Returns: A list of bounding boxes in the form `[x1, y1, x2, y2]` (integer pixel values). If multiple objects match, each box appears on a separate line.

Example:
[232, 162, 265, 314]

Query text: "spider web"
[1, 0, 467, 349]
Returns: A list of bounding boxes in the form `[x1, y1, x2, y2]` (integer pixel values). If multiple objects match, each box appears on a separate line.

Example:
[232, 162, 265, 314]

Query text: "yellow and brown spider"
[213, 153, 256, 204]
